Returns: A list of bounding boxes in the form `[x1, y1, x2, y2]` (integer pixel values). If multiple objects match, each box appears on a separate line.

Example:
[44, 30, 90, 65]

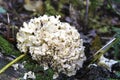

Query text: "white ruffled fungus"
[17, 15, 86, 78]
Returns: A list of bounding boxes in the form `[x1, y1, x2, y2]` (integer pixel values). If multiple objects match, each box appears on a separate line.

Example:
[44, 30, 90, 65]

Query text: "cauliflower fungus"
[17, 15, 86, 79]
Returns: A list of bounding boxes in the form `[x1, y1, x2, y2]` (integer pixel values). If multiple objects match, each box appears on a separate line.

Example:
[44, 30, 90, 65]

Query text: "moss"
[24, 58, 54, 80]
[35, 69, 53, 80]
[0, 35, 20, 57]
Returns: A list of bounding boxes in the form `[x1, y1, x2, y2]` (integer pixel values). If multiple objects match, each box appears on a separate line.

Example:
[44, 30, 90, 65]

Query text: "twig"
[80, 37, 120, 78]
[6, 13, 10, 40]
[91, 37, 119, 64]
[0, 53, 27, 74]
[85, 0, 89, 25]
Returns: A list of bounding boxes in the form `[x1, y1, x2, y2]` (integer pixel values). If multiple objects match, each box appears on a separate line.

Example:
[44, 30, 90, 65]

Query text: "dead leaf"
[91, 35, 102, 53]
[24, 0, 45, 14]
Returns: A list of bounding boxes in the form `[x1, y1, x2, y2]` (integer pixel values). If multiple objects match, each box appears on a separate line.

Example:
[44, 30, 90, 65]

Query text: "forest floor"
[0, 0, 120, 80]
